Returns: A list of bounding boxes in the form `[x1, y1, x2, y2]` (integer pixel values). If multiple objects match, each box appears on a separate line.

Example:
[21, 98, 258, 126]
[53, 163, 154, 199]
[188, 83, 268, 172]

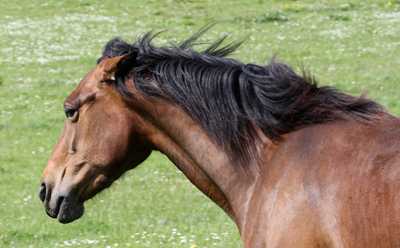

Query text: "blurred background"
[0, 0, 399, 247]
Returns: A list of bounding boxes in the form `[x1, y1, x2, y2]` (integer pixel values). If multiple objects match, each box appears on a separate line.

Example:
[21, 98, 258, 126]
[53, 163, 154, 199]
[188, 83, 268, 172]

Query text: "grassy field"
[0, 0, 399, 247]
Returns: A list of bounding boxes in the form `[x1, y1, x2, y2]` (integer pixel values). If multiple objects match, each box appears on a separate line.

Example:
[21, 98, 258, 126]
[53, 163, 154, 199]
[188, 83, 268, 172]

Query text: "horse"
[39, 28, 400, 248]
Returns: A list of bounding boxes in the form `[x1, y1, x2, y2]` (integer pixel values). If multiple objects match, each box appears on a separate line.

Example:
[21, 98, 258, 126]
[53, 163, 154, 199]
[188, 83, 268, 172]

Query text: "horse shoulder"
[244, 115, 400, 248]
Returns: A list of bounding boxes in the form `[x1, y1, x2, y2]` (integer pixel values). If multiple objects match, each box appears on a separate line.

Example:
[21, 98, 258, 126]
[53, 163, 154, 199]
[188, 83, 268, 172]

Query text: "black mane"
[99, 27, 382, 163]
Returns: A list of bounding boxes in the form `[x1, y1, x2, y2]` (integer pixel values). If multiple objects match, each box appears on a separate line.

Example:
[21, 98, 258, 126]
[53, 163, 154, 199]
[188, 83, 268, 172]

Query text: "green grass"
[0, 0, 399, 247]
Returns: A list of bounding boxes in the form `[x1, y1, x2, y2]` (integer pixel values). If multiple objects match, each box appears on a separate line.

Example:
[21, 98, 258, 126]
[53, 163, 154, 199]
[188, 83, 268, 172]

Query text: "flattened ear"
[99, 55, 129, 81]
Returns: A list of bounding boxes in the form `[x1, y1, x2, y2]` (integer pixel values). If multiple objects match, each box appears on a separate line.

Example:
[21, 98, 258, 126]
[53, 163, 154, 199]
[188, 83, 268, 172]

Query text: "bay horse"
[39, 28, 400, 247]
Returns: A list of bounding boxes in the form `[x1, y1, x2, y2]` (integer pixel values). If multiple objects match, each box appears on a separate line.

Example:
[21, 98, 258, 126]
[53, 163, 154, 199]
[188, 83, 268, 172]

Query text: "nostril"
[39, 183, 46, 202]
[54, 196, 65, 216]
[45, 195, 65, 218]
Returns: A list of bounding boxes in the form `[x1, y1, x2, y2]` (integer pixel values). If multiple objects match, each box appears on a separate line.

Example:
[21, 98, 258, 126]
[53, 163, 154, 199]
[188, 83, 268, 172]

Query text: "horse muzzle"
[39, 182, 84, 224]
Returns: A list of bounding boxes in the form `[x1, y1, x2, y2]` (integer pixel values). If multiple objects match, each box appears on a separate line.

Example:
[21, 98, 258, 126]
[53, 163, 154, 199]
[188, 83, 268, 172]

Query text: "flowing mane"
[98, 28, 382, 163]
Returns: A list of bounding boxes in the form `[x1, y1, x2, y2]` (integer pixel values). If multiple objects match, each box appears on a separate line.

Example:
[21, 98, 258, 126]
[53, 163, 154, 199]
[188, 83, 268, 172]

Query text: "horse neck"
[139, 97, 258, 230]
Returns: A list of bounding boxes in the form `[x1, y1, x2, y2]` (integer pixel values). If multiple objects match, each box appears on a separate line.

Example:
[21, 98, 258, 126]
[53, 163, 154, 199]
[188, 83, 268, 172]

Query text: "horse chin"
[57, 199, 85, 224]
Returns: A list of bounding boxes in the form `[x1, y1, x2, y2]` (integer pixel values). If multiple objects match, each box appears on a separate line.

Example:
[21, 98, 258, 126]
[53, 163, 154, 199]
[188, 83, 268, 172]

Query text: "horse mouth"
[45, 196, 85, 224]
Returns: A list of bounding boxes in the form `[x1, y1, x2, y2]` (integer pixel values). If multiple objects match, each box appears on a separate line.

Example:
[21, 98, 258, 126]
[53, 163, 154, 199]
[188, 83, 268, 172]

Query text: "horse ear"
[100, 54, 136, 81]
[100, 55, 129, 81]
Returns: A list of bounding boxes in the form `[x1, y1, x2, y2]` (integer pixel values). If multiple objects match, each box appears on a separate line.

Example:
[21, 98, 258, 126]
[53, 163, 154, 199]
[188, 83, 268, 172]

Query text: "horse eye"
[64, 107, 79, 122]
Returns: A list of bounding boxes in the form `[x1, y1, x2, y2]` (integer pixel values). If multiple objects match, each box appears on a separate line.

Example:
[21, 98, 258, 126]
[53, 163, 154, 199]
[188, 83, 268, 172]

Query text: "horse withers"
[39, 29, 400, 247]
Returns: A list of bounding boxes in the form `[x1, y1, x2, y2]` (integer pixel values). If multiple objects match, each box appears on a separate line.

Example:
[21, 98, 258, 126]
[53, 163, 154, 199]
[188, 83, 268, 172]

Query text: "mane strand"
[99, 29, 383, 164]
